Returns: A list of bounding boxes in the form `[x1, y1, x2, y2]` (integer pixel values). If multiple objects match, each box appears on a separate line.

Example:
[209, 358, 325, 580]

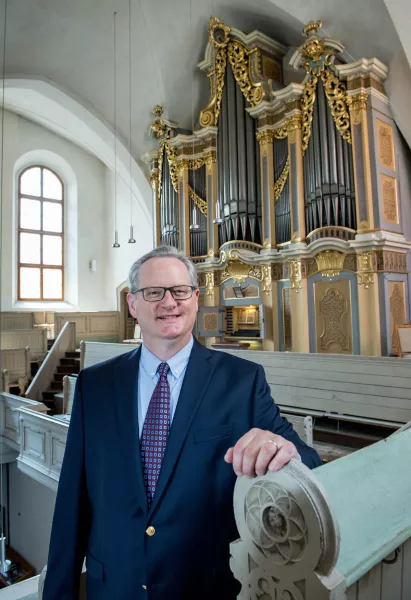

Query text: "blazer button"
[146, 526, 156, 536]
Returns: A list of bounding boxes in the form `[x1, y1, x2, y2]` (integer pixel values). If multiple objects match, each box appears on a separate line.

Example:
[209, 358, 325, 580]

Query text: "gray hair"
[128, 245, 198, 294]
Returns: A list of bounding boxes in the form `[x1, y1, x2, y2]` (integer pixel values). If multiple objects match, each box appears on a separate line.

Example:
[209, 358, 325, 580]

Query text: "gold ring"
[268, 439, 278, 450]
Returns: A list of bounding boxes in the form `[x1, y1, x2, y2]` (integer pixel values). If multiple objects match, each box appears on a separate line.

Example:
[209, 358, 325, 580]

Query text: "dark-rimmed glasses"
[136, 285, 197, 302]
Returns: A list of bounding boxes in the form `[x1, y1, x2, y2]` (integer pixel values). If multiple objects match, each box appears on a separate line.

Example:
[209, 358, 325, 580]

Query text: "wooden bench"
[230, 426, 411, 599]
[0, 312, 34, 330]
[80, 341, 140, 370]
[1, 329, 48, 362]
[1, 347, 31, 395]
[218, 349, 411, 427]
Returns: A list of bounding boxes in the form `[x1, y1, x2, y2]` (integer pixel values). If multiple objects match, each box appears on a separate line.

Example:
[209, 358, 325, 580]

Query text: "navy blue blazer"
[43, 339, 321, 600]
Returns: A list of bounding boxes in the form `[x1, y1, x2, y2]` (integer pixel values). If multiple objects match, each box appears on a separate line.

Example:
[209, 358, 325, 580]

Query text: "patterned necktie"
[140, 362, 171, 506]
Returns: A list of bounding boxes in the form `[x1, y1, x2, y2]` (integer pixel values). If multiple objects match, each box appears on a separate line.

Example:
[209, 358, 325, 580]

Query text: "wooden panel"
[0, 348, 29, 379]
[357, 562, 381, 599]
[0, 312, 34, 330]
[1, 329, 47, 361]
[89, 314, 118, 333]
[377, 118, 395, 171]
[314, 279, 353, 354]
[54, 312, 120, 340]
[381, 547, 403, 599]
[381, 173, 399, 225]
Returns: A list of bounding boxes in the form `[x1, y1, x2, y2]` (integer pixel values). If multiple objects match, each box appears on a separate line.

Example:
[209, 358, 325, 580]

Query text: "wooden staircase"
[41, 350, 80, 414]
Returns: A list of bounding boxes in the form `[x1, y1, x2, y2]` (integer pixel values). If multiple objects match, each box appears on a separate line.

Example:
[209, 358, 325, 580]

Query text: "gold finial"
[208, 16, 231, 47]
[302, 20, 323, 38]
[152, 105, 164, 118]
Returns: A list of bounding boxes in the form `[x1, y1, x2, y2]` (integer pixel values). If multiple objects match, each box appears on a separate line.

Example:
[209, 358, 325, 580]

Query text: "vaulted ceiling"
[2, 0, 411, 185]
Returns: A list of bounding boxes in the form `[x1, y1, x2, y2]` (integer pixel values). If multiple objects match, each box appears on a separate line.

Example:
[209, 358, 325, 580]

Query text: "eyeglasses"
[136, 285, 197, 302]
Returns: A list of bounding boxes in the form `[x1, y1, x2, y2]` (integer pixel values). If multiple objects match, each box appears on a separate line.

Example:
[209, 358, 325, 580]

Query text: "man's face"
[127, 257, 199, 346]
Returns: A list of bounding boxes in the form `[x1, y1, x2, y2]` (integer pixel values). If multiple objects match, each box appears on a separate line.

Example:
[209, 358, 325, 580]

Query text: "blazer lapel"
[149, 340, 216, 516]
[114, 347, 148, 515]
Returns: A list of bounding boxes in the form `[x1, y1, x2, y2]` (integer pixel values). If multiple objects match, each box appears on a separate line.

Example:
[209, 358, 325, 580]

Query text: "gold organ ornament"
[315, 251, 346, 279]
[274, 157, 290, 202]
[205, 272, 215, 297]
[289, 260, 303, 291]
[357, 252, 375, 288]
[188, 186, 207, 217]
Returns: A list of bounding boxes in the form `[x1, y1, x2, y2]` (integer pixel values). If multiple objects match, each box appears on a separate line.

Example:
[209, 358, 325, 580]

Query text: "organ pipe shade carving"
[217, 65, 261, 246]
[303, 80, 356, 234]
[160, 145, 179, 248]
[274, 138, 290, 244]
[189, 167, 207, 257]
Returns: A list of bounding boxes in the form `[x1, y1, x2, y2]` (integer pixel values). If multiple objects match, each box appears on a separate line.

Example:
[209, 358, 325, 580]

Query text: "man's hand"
[224, 428, 299, 477]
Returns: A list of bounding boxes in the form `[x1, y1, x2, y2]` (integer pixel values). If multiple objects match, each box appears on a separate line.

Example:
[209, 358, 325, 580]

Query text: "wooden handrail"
[26, 322, 76, 402]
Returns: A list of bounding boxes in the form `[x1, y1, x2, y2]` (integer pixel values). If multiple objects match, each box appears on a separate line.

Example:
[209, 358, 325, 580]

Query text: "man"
[43, 245, 321, 600]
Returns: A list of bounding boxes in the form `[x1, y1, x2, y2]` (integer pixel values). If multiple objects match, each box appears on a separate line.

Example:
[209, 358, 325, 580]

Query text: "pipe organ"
[146, 18, 411, 357]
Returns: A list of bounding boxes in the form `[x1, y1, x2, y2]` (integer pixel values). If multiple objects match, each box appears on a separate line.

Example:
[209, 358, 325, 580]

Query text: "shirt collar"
[140, 336, 194, 380]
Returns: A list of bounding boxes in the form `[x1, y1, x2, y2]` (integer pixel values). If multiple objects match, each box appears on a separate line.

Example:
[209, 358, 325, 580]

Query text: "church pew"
[80, 340, 140, 370]
[218, 349, 411, 426]
[1, 347, 31, 395]
[281, 412, 313, 446]
[1, 329, 48, 362]
[0, 312, 34, 330]
[230, 427, 411, 599]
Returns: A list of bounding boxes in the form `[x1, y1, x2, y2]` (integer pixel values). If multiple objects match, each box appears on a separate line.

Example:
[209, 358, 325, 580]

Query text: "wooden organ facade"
[146, 18, 411, 356]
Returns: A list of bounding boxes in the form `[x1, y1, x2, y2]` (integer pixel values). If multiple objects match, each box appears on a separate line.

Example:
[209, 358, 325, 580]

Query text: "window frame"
[17, 165, 65, 301]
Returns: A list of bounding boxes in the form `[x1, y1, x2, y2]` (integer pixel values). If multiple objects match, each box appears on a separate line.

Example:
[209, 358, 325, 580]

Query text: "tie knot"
[157, 362, 170, 378]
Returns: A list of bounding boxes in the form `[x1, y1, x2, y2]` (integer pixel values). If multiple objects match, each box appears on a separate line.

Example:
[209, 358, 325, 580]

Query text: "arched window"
[18, 166, 64, 301]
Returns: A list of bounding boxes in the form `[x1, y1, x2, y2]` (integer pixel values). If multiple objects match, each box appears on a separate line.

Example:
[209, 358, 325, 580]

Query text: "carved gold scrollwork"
[289, 260, 303, 292]
[200, 45, 228, 128]
[188, 186, 207, 217]
[274, 157, 290, 202]
[187, 158, 205, 170]
[287, 116, 302, 145]
[228, 41, 264, 107]
[261, 265, 272, 295]
[319, 288, 350, 351]
[149, 172, 159, 191]
[320, 69, 352, 144]
[165, 144, 179, 192]
[205, 272, 215, 297]
[347, 92, 368, 126]
[301, 73, 318, 153]
[315, 251, 346, 279]
[357, 251, 374, 288]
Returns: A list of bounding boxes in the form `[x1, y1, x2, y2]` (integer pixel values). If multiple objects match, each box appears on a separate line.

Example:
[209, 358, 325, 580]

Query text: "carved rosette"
[245, 481, 307, 565]
[231, 461, 342, 600]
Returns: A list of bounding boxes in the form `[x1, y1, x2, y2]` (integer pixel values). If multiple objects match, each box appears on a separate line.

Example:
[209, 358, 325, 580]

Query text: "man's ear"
[127, 292, 137, 319]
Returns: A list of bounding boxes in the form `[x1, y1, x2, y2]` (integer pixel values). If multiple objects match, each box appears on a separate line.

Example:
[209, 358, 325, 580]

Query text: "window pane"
[43, 235, 62, 266]
[20, 267, 41, 299]
[20, 232, 41, 264]
[43, 268, 63, 299]
[43, 202, 62, 232]
[20, 198, 41, 230]
[20, 167, 41, 197]
[43, 169, 63, 200]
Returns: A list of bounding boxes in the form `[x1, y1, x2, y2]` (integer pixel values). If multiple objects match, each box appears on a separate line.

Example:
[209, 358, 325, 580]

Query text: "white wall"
[8, 463, 56, 574]
[0, 109, 153, 313]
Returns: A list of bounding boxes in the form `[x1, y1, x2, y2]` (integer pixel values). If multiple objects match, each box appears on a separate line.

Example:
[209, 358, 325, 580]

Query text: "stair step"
[57, 365, 76, 374]
[54, 392, 64, 400]
[60, 358, 79, 366]
[51, 380, 63, 390]
[65, 351, 80, 359]
[43, 389, 60, 400]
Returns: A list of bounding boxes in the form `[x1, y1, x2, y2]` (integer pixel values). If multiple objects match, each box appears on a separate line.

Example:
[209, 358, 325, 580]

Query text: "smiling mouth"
[158, 315, 180, 320]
